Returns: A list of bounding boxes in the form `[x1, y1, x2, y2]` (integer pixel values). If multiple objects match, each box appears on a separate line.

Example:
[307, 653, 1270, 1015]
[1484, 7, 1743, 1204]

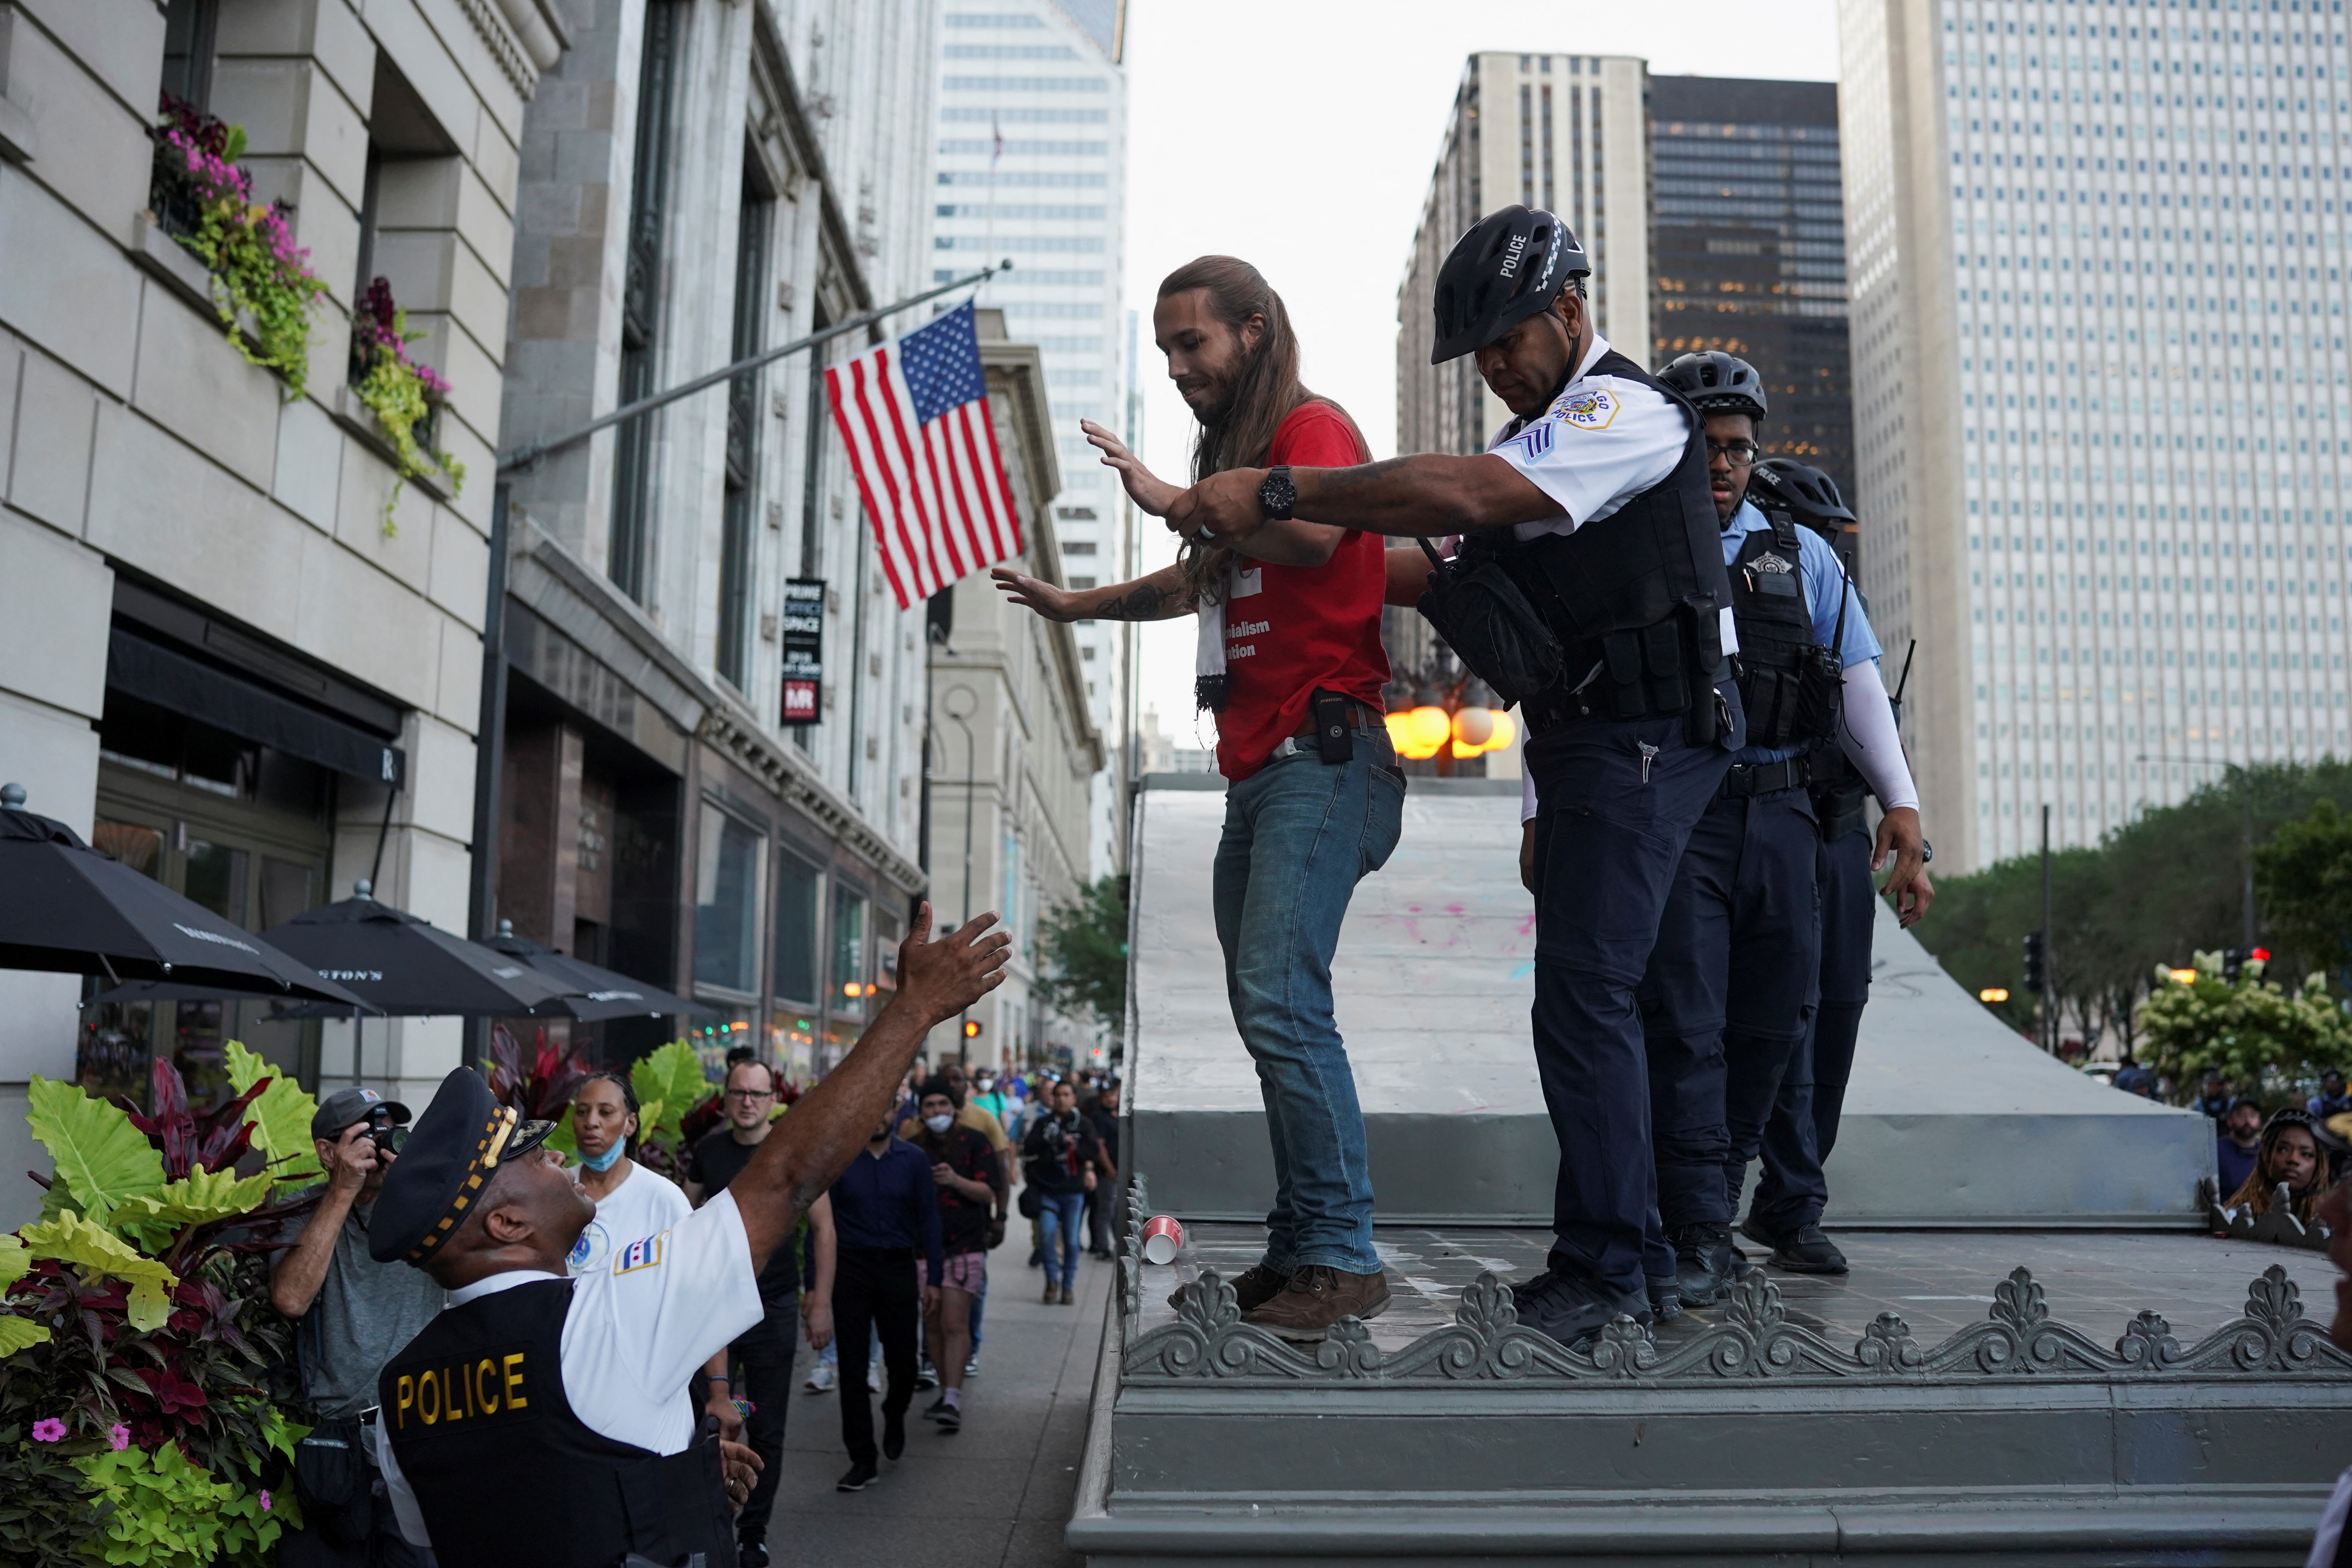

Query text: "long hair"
[2227, 1111, 2334, 1224]
[1157, 257, 1365, 603]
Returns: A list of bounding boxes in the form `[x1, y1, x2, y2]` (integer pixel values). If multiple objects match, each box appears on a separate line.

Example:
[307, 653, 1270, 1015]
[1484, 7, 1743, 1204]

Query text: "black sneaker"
[737, 1543, 770, 1568]
[1645, 1274, 1683, 1323]
[1770, 1222, 1848, 1274]
[836, 1460, 879, 1491]
[915, 1360, 940, 1391]
[923, 1396, 954, 1423]
[1668, 1223, 1739, 1306]
[1168, 1262, 1291, 1315]
[1512, 1269, 1651, 1352]
[882, 1409, 906, 1460]
[934, 1400, 962, 1432]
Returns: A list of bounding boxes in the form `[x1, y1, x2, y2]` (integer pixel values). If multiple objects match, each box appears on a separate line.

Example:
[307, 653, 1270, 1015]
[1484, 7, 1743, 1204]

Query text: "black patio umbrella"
[485, 921, 711, 1023]
[258, 882, 584, 1018]
[0, 788, 366, 1007]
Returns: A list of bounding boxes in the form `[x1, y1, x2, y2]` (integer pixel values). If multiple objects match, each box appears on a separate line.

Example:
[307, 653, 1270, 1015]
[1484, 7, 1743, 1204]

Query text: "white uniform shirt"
[378, 1187, 765, 1547]
[2308, 1465, 2352, 1567]
[564, 1160, 690, 1277]
[1488, 333, 1690, 541]
[1492, 333, 1735, 822]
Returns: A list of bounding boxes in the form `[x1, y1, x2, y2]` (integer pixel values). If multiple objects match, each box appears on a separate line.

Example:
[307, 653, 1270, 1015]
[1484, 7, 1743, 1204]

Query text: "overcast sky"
[1106, 0, 1841, 738]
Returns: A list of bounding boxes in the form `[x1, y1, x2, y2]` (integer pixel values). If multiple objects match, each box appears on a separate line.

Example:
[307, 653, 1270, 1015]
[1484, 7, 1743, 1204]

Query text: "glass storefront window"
[831, 889, 867, 1019]
[692, 806, 765, 995]
[773, 852, 820, 1005]
[872, 908, 901, 1004]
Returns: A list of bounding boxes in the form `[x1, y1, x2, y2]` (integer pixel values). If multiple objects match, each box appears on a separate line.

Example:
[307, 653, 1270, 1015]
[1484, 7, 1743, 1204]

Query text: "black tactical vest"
[378, 1279, 737, 1568]
[1468, 349, 1734, 738]
[1728, 511, 1845, 750]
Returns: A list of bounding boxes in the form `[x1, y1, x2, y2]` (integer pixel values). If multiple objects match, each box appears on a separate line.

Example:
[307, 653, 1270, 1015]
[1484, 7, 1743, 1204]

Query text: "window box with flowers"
[144, 95, 328, 401]
[335, 277, 467, 534]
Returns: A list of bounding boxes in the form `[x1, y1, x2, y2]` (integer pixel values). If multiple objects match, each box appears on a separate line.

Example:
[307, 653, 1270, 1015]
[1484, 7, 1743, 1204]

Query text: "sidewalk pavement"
[752, 1222, 1108, 1567]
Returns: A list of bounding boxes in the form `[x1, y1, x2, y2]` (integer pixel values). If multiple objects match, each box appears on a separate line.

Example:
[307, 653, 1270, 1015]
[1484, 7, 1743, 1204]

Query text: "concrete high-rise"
[934, 0, 1131, 881]
[1650, 76, 1856, 502]
[1841, 0, 2352, 872]
[1392, 52, 1650, 685]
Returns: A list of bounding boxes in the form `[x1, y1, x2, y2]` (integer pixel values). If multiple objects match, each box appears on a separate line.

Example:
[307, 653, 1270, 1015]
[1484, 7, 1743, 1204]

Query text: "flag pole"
[494, 262, 1015, 472]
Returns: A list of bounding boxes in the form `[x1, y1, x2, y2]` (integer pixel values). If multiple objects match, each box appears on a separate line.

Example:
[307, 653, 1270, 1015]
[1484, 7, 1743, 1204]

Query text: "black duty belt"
[1719, 757, 1810, 799]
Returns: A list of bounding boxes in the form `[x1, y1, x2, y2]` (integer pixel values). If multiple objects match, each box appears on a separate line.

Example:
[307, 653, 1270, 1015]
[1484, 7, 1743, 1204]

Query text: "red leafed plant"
[483, 1024, 592, 1122]
[127, 1059, 269, 1180]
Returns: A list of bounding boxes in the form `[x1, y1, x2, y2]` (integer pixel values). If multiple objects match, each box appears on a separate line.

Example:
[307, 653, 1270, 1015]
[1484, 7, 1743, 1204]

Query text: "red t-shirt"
[1214, 402, 1392, 780]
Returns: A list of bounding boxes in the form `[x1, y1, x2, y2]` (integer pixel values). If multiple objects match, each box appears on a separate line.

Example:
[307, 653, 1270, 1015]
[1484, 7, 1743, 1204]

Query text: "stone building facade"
[0, 0, 561, 1225]
[487, 0, 951, 1080]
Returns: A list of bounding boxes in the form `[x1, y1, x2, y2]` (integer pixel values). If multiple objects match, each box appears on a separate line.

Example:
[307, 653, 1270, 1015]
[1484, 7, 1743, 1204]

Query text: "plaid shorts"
[922, 1250, 987, 1294]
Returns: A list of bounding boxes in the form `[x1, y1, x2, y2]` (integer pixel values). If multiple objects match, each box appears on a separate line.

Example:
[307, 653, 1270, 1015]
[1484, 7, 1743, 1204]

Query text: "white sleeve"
[1490, 378, 1686, 537]
[558, 1187, 765, 1455]
[1837, 661, 1920, 812]
[371, 1420, 431, 1549]
[2306, 1466, 2352, 1568]
[1521, 769, 1539, 824]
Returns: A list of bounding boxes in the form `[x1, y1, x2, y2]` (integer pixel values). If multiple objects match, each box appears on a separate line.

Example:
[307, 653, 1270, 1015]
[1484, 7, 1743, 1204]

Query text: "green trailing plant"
[150, 95, 328, 401]
[2136, 950, 2352, 1097]
[2, 1051, 317, 1565]
[350, 276, 466, 533]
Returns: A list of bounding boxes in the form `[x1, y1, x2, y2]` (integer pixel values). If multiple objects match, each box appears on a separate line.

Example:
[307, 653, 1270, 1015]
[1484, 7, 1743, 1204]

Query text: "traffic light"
[2022, 931, 2047, 994]
[962, 1019, 982, 1039]
[2221, 947, 2269, 983]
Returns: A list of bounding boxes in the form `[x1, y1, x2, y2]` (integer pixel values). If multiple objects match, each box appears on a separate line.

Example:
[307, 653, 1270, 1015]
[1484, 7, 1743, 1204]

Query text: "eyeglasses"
[723, 1089, 776, 1103]
[1707, 440, 1761, 468]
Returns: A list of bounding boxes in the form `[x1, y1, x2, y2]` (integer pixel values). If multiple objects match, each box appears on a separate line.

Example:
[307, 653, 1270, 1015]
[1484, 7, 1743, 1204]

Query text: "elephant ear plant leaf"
[109, 1170, 279, 1255]
[25, 1075, 165, 1229]
[19, 1211, 180, 1332]
[225, 1040, 323, 1188]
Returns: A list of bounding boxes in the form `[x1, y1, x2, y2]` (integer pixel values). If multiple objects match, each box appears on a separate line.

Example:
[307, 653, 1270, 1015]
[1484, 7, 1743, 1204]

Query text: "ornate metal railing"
[1114, 1177, 2352, 1387]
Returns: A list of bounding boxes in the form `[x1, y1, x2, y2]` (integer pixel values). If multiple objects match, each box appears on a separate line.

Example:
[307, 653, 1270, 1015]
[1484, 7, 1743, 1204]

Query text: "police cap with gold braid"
[369, 1066, 556, 1264]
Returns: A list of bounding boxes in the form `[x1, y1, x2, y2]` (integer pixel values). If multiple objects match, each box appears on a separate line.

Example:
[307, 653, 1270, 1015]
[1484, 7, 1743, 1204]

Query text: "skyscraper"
[1842, 0, 2352, 872]
[934, 0, 1132, 879]
[1649, 76, 1856, 502]
[1393, 52, 1650, 680]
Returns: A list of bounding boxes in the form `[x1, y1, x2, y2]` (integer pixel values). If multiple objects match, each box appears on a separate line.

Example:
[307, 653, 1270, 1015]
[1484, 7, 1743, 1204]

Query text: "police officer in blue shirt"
[1173, 207, 1743, 1350]
[1742, 459, 1935, 1274]
[1640, 353, 1931, 1307]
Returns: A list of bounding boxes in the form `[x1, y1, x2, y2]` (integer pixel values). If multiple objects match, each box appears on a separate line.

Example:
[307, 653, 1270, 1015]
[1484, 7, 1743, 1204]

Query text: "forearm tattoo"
[1096, 581, 1180, 620]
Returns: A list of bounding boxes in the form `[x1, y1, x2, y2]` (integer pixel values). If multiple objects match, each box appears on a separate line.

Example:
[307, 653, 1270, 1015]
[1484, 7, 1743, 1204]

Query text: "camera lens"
[372, 1125, 408, 1156]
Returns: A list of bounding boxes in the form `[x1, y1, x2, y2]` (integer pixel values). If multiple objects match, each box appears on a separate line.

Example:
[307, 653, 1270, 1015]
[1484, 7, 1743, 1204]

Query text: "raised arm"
[729, 904, 1010, 1270]
[1169, 454, 1562, 544]
[992, 562, 1196, 623]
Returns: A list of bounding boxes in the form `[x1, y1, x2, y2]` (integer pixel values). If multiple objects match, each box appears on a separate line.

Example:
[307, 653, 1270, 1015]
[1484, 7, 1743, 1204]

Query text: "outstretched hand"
[895, 901, 1012, 1027]
[1081, 419, 1182, 517]
[991, 566, 1082, 622]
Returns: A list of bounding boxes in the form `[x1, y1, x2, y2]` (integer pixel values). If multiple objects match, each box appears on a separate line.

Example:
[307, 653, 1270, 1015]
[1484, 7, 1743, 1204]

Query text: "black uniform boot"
[1669, 1223, 1739, 1306]
[1646, 1274, 1684, 1323]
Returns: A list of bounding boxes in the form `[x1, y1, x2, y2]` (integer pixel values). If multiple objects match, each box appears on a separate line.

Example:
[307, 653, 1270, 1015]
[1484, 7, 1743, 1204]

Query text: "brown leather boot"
[1168, 1263, 1291, 1316]
[1241, 1265, 1391, 1343]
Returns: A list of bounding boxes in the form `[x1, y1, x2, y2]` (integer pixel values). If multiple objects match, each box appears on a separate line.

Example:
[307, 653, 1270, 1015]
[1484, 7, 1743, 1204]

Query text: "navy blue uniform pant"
[1636, 786, 1822, 1243]
[1751, 823, 1876, 1233]
[1526, 706, 1734, 1299]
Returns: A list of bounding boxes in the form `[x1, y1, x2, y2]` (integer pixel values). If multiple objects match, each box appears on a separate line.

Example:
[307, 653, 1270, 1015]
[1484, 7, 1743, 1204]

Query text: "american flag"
[824, 300, 1024, 610]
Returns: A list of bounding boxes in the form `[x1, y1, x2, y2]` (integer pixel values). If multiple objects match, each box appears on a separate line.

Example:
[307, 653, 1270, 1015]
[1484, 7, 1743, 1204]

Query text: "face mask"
[579, 1143, 625, 1173]
[923, 1113, 955, 1134]
[975, 1078, 995, 1093]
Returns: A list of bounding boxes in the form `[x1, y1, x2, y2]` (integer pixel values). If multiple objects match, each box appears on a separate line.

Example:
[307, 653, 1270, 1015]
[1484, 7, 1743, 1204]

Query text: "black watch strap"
[1259, 465, 1297, 521]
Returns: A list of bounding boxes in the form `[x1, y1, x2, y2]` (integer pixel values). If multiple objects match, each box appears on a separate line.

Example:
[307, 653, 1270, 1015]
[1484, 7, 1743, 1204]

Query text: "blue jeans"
[1039, 1190, 1086, 1288]
[1213, 739, 1406, 1276]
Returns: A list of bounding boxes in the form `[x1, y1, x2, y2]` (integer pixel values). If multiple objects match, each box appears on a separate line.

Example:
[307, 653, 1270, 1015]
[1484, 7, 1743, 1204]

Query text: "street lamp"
[1385, 670, 1515, 769]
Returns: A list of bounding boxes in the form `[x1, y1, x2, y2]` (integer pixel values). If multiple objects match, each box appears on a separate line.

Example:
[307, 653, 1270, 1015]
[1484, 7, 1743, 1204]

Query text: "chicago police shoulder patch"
[615, 1232, 666, 1274]
[1553, 387, 1620, 431]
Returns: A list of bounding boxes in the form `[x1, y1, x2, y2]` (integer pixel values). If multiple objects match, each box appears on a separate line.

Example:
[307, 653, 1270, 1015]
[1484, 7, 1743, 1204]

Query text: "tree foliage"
[1916, 760, 2352, 1057]
[2136, 951, 2352, 1091]
[2254, 797, 2352, 983]
[1035, 874, 1130, 1041]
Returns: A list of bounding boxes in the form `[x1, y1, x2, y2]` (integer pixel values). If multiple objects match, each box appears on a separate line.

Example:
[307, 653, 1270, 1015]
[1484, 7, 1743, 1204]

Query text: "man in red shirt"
[992, 256, 1398, 1341]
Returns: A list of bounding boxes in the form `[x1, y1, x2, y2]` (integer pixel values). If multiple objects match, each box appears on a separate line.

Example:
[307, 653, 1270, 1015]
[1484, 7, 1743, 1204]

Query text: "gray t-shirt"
[278, 1187, 446, 1419]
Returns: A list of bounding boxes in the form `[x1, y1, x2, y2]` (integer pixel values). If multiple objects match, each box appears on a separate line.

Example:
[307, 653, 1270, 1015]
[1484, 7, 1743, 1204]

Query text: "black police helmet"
[1429, 205, 1590, 364]
[1658, 351, 1768, 421]
[1749, 459, 1856, 532]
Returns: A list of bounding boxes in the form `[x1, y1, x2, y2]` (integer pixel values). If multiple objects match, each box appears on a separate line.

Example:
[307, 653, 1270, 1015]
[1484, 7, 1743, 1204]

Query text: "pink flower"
[258, 1490, 272, 1512]
[108, 1423, 130, 1450]
[30, 1418, 65, 1442]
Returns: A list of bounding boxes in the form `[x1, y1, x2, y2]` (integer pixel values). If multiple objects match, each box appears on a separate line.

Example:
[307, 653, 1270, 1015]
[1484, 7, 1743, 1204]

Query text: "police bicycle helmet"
[1429, 205, 1590, 363]
[1657, 351, 1769, 421]
[1748, 458, 1856, 533]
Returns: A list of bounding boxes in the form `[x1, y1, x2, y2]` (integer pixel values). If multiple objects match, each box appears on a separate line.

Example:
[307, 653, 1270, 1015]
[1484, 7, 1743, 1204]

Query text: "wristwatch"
[1259, 465, 1297, 521]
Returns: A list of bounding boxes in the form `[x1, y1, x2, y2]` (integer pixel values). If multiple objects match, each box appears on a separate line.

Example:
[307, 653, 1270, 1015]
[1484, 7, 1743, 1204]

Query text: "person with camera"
[270, 1086, 447, 1568]
[1634, 357, 1927, 1308]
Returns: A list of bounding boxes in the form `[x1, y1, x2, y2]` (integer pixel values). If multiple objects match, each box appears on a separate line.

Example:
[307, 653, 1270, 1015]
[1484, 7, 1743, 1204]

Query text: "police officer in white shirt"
[364, 903, 1011, 1568]
[1176, 206, 1742, 1351]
